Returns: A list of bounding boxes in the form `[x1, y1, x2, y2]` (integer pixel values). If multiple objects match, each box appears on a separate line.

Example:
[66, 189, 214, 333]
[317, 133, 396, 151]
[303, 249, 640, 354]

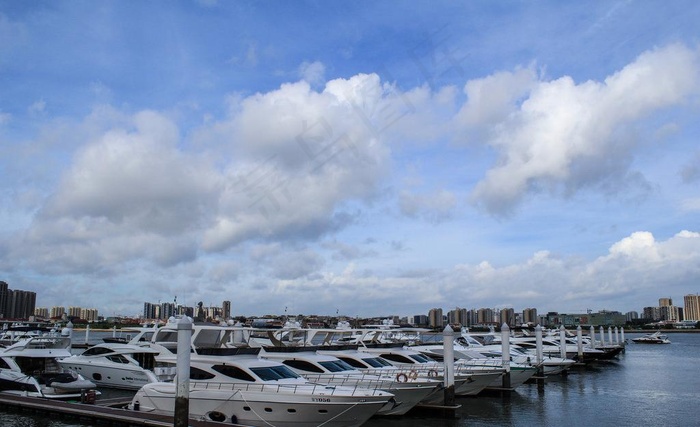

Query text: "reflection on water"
[1, 331, 698, 426]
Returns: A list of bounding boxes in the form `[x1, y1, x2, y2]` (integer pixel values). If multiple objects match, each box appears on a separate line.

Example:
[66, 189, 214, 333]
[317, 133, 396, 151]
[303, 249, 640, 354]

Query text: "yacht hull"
[131, 382, 390, 427]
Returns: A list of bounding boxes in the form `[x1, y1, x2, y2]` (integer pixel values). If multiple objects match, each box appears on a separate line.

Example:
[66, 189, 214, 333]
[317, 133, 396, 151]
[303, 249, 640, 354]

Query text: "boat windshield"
[250, 365, 300, 381]
[409, 353, 435, 363]
[364, 357, 392, 368]
[318, 360, 356, 372]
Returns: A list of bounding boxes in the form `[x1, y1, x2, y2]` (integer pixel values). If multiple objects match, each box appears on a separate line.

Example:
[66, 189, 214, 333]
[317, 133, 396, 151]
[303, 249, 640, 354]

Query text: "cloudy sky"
[1, 1, 700, 319]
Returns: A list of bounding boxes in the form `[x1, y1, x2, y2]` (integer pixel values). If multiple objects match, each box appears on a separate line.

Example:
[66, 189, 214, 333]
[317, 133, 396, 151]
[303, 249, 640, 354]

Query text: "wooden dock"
[0, 393, 247, 426]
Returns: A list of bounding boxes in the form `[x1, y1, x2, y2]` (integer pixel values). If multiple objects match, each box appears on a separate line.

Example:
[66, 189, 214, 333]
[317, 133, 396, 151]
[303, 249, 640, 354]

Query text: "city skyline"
[2, 2, 700, 317]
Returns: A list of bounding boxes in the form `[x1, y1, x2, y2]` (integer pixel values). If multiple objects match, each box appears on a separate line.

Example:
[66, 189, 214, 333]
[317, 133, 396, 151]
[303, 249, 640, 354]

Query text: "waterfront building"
[523, 308, 538, 325]
[428, 308, 443, 329]
[34, 307, 49, 319]
[643, 306, 661, 321]
[413, 314, 428, 326]
[477, 308, 494, 325]
[0, 282, 36, 320]
[447, 307, 464, 326]
[222, 300, 231, 319]
[68, 306, 81, 318]
[50, 306, 66, 319]
[684, 294, 700, 321]
[500, 308, 515, 327]
[80, 308, 99, 322]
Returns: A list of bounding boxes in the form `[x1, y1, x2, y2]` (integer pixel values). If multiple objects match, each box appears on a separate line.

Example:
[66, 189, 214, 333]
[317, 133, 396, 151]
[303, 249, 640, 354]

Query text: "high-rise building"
[80, 308, 99, 322]
[523, 308, 538, 325]
[659, 297, 673, 307]
[428, 308, 443, 329]
[143, 302, 157, 319]
[34, 307, 49, 318]
[447, 307, 464, 325]
[684, 294, 700, 321]
[500, 308, 515, 327]
[222, 300, 231, 319]
[50, 306, 66, 319]
[67, 306, 82, 318]
[477, 308, 494, 325]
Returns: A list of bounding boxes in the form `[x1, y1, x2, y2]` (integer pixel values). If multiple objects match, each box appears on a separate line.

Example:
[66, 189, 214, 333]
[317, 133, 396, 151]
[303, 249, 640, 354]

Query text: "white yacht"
[360, 344, 503, 395]
[260, 347, 437, 416]
[58, 342, 163, 390]
[0, 335, 98, 399]
[632, 331, 671, 344]
[129, 353, 393, 427]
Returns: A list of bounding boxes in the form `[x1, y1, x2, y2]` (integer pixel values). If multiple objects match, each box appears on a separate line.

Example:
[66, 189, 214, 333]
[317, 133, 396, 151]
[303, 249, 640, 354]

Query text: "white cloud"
[298, 61, 326, 87]
[469, 44, 700, 215]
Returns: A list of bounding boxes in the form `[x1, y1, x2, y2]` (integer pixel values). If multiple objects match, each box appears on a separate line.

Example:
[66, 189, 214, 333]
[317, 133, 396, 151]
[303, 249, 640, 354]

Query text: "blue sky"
[1, 1, 700, 319]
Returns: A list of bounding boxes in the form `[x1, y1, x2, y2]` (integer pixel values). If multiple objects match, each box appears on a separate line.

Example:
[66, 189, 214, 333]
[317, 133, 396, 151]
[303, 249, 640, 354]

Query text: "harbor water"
[1, 331, 698, 426]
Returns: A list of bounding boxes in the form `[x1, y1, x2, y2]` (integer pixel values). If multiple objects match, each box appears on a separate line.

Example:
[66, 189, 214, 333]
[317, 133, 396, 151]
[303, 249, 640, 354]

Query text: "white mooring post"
[576, 325, 583, 360]
[443, 325, 455, 407]
[112, 325, 117, 338]
[608, 327, 613, 346]
[559, 325, 567, 359]
[501, 323, 511, 390]
[614, 327, 619, 345]
[621, 327, 625, 345]
[535, 325, 543, 365]
[589, 325, 596, 348]
[535, 324, 544, 385]
[599, 326, 605, 346]
[84, 324, 90, 345]
[175, 316, 192, 427]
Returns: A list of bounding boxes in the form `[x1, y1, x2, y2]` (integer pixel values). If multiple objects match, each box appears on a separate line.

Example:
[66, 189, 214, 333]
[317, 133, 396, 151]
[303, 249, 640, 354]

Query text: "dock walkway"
[0, 393, 247, 426]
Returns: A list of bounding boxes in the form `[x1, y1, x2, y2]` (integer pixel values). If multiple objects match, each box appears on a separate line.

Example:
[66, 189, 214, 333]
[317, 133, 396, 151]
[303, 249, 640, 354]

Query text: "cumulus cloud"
[200, 74, 394, 250]
[271, 230, 700, 315]
[468, 44, 700, 215]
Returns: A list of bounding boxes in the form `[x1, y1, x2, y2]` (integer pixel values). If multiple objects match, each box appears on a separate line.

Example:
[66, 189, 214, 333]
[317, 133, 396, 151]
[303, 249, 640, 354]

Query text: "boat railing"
[189, 380, 388, 396]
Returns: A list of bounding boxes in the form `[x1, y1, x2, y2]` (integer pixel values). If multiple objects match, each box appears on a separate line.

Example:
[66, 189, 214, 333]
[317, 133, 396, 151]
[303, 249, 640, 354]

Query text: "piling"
[599, 326, 604, 347]
[589, 325, 595, 348]
[576, 326, 583, 360]
[535, 324, 544, 388]
[175, 316, 192, 427]
[442, 325, 455, 408]
[501, 323, 511, 390]
[614, 327, 619, 345]
[84, 324, 90, 345]
[607, 327, 613, 346]
[558, 325, 566, 360]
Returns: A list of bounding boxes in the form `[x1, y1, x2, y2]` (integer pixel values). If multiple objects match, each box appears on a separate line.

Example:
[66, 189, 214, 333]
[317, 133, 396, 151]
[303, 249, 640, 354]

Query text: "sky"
[1, 1, 700, 319]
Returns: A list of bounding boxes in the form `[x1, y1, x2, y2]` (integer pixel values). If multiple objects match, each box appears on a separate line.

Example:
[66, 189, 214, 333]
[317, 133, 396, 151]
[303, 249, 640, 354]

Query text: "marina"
[0, 327, 698, 426]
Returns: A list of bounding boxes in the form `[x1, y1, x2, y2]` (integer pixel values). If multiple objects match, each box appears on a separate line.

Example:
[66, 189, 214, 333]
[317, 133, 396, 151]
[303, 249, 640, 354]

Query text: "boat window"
[365, 357, 391, 368]
[189, 367, 216, 380]
[82, 347, 114, 356]
[318, 360, 353, 372]
[251, 365, 299, 381]
[282, 359, 324, 373]
[212, 365, 255, 382]
[106, 354, 130, 364]
[380, 353, 413, 364]
[338, 357, 368, 369]
[409, 353, 435, 363]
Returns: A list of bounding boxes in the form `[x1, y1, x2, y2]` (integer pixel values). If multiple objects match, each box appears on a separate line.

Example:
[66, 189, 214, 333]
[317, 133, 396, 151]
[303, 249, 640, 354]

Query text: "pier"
[0, 393, 244, 427]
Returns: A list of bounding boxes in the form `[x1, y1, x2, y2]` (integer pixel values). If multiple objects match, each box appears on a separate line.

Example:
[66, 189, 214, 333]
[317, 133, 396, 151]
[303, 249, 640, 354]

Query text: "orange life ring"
[396, 373, 408, 383]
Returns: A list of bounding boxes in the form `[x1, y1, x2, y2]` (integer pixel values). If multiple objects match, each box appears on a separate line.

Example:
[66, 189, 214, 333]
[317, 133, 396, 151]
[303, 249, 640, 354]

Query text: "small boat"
[0, 335, 99, 399]
[58, 342, 162, 390]
[632, 332, 671, 344]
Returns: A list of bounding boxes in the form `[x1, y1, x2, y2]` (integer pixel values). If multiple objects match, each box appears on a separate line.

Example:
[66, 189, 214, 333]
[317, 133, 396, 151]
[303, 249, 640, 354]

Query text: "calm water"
[1, 331, 698, 426]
